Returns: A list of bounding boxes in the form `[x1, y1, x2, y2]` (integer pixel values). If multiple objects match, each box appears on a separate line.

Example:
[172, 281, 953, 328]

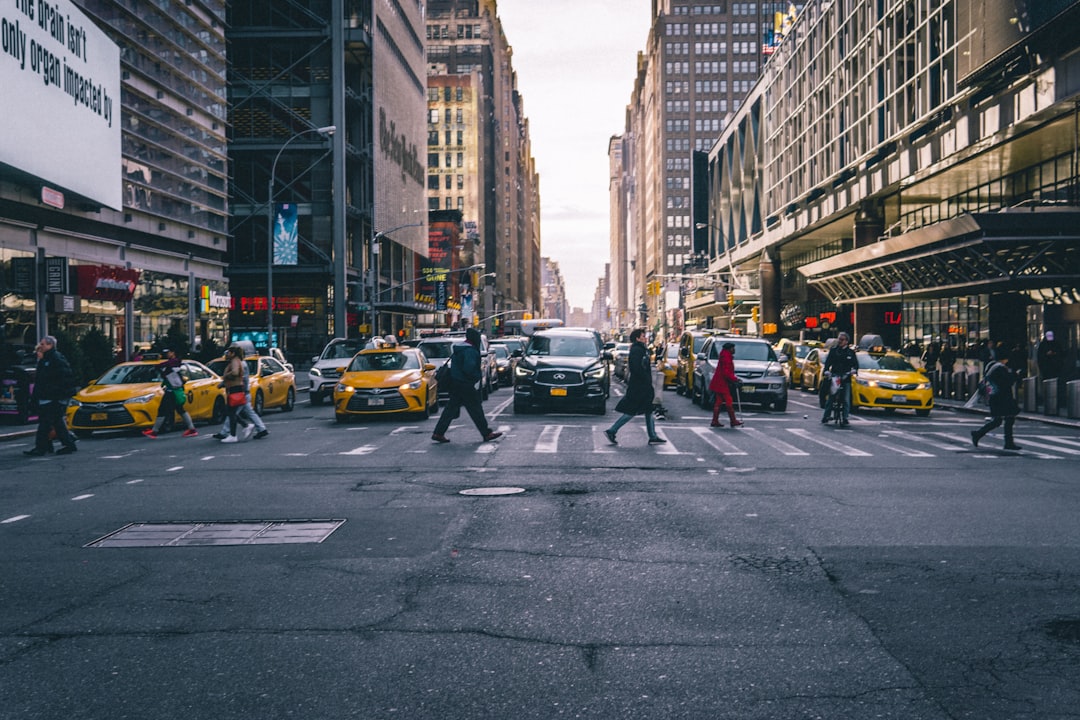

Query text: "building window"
[428, 175, 439, 190]
[445, 175, 452, 190]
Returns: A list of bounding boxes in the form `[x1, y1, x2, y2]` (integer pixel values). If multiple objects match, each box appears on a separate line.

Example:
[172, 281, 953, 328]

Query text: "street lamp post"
[267, 125, 335, 351]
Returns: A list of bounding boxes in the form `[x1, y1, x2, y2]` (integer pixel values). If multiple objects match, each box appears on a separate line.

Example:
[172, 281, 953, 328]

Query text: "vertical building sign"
[45, 257, 69, 294]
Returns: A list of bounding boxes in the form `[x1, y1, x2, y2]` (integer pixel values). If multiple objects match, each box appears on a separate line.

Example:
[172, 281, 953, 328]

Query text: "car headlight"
[336, 383, 354, 393]
[128, 392, 158, 404]
[309, 367, 322, 377]
[584, 365, 607, 379]
[400, 378, 423, 390]
[68, 398, 82, 408]
[855, 378, 877, 387]
[917, 382, 931, 390]
[515, 365, 535, 378]
[766, 367, 785, 377]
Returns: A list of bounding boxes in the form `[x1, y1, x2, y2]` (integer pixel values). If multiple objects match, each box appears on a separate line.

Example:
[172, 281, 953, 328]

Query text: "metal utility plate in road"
[84, 519, 347, 548]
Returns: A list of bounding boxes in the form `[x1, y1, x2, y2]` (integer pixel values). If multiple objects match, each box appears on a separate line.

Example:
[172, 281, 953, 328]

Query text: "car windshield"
[859, 354, 917, 372]
[492, 345, 509, 359]
[693, 336, 710, 353]
[795, 345, 812, 359]
[349, 352, 419, 372]
[615, 343, 630, 353]
[729, 343, 777, 362]
[527, 335, 599, 357]
[96, 364, 161, 385]
[418, 342, 454, 359]
[324, 342, 362, 360]
[666, 344, 679, 359]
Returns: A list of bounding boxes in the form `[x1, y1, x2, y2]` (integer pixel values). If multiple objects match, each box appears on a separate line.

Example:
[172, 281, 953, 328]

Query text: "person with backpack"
[970, 355, 1021, 450]
[142, 349, 198, 439]
[431, 328, 502, 443]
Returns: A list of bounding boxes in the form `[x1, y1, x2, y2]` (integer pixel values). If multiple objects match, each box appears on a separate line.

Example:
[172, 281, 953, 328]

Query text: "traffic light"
[727, 291, 735, 308]
[751, 306, 759, 324]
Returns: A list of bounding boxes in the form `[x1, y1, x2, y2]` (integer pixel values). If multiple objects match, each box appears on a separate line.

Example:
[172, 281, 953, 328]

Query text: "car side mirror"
[602, 351, 614, 361]
[778, 353, 789, 363]
[424, 363, 435, 371]
[310, 356, 318, 364]
[512, 349, 523, 357]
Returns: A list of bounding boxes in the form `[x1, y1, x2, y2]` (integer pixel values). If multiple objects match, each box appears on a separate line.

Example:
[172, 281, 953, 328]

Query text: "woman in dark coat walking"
[971, 355, 1022, 450]
[604, 328, 665, 445]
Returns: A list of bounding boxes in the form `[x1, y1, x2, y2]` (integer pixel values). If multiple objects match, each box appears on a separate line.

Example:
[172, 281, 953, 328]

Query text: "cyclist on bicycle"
[820, 332, 858, 426]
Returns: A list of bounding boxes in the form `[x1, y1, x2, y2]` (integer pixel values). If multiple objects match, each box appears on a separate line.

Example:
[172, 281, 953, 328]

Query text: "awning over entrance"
[799, 208, 1080, 303]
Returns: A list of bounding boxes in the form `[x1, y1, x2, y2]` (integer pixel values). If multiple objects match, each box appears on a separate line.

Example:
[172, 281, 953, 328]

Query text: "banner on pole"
[273, 203, 298, 265]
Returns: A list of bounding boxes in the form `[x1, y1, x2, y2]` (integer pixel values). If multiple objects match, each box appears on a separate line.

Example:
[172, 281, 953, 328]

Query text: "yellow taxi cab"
[799, 346, 829, 392]
[67, 358, 225, 436]
[851, 349, 933, 416]
[774, 339, 822, 386]
[333, 346, 438, 422]
[658, 342, 679, 389]
[208, 354, 296, 415]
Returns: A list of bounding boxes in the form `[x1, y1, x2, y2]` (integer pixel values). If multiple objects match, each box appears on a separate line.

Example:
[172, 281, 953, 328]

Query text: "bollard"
[953, 371, 966, 401]
[1043, 378, 1058, 416]
[1022, 375, 1038, 412]
[1068, 380, 1080, 419]
[967, 372, 979, 399]
[940, 371, 952, 398]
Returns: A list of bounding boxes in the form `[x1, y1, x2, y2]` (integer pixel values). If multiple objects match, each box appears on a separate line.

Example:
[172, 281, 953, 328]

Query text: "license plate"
[91, 412, 107, 421]
[550, 387, 567, 396]
[366, 397, 385, 406]
[741, 386, 754, 393]
[891, 394, 907, 403]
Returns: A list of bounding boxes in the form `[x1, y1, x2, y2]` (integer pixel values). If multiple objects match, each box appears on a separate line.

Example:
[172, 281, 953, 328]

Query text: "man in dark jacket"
[25, 335, 79, 456]
[971, 355, 1021, 450]
[820, 331, 859, 425]
[604, 328, 665, 445]
[431, 328, 502, 443]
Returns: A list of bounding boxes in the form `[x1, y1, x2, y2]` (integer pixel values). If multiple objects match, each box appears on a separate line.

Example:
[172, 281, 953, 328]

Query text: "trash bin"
[1022, 375, 1038, 412]
[1068, 380, 1080, 419]
[1043, 378, 1058, 416]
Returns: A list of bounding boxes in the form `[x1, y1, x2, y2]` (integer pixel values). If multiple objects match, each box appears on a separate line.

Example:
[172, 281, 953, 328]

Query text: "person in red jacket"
[709, 341, 743, 427]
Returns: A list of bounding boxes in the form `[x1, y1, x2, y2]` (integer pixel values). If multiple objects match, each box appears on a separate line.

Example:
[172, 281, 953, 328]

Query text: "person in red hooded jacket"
[709, 341, 743, 428]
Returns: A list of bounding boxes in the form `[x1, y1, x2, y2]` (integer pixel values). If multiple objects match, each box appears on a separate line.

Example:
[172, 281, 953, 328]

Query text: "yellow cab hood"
[340, 369, 421, 388]
[77, 382, 161, 402]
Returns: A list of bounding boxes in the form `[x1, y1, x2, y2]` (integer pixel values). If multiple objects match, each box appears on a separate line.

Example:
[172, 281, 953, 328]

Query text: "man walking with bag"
[605, 328, 666, 445]
[432, 328, 502, 443]
[971, 355, 1022, 451]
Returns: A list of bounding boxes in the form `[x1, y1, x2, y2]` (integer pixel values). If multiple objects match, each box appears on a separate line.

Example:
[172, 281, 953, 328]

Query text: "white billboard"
[1, 0, 122, 209]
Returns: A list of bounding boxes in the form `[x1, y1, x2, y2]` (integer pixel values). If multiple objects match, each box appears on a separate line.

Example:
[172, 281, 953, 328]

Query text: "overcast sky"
[495, 0, 652, 310]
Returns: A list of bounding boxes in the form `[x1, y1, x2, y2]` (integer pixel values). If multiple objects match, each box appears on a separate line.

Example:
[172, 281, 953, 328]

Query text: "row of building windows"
[427, 152, 465, 168]
[673, 4, 727, 14]
[668, 195, 691, 209]
[426, 24, 482, 40]
[426, 86, 467, 103]
[428, 196, 466, 211]
[427, 174, 466, 190]
[428, 131, 466, 146]
[429, 108, 466, 124]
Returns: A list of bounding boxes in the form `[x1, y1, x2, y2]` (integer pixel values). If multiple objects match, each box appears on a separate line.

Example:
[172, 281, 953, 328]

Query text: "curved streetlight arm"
[267, 125, 335, 348]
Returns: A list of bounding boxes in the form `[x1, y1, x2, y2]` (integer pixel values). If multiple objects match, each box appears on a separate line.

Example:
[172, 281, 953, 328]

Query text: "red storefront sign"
[76, 266, 141, 301]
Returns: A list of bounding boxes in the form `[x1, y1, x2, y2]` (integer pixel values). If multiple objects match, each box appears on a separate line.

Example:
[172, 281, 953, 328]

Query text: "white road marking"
[71, 494, 94, 501]
[126, 479, 144, 484]
[786, 428, 871, 456]
[691, 427, 746, 455]
[741, 427, 808, 455]
[2, 515, 30, 524]
[882, 430, 962, 452]
[535, 425, 563, 453]
[592, 425, 616, 453]
[166, 466, 183, 472]
[340, 445, 378, 455]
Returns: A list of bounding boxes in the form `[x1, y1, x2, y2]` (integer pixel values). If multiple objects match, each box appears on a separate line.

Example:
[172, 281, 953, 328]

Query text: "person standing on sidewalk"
[709, 341, 743, 428]
[605, 328, 665, 445]
[971, 355, 1022, 451]
[24, 335, 79, 456]
[431, 328, 502, 444]
[143, 349, 198, 439]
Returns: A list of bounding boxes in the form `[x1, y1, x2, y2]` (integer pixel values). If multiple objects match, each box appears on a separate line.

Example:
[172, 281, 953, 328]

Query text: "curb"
[0, 428, 35, 443]
[935, 399, 1080, 430]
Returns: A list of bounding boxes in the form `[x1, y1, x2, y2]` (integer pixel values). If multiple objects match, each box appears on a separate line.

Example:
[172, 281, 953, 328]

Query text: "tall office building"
[1, 0, 228, 357]
[426, 0, 541, 332]
[621, 0, 799, 336]
[227, 0, 428, 356]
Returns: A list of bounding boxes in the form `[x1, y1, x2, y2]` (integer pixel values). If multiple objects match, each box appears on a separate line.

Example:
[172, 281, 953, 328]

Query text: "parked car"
[658, 342, 679, 389]
[774, 339, 821, 386]
[308, 338, 366, 405]
[444, 331, 497, 397]
[611, 342, 632, 379]
[208, 354, 296, 414]
[513, 328, 611, 414]
[692, 336, 788, 411]
[675, 330, 715, 398]
[491, 343, 514, 387]
[332, 346, 438, 422]
[800, 347, 829, 392]
[67, 359, 226, 436]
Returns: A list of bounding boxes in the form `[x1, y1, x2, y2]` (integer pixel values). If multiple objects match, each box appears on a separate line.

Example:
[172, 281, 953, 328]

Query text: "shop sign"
[200, 285, 232, 312]
[76, 265, 140, 301]
[46, 257, 69, 294]
[12, 257, 35, 294]
[41, 187, 65, 209]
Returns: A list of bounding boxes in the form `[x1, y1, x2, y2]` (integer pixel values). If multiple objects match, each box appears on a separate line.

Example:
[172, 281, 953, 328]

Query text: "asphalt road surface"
[2, 382, 1079, 719]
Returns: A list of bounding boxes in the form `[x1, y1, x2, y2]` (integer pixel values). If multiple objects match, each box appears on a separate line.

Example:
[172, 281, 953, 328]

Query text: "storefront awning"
[799, 208, 1080, 303]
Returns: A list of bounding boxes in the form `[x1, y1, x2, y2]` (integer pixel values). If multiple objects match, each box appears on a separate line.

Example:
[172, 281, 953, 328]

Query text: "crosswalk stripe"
[536, 425, 562, 453]
[741, 426, 808, 455]
[929, 431, 1064, 459]
[786, 427, 871, 456]
[1032, 435, 1080, 449]
[882, 430, 960, 452]
[691, 427, 746, 455]
[864, 436, 935, 457]
[1003, 437, 1080, 455]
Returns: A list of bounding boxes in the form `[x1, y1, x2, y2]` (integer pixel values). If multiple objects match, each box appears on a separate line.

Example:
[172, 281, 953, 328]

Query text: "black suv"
[512, 329, 611, 414]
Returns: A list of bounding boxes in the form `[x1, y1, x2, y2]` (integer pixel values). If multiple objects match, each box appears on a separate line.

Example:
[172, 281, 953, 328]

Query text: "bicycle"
[823, 371, 853, 426]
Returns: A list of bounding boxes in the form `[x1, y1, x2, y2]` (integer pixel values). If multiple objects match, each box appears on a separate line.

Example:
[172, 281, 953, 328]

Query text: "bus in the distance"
[502, 318, 565, 336]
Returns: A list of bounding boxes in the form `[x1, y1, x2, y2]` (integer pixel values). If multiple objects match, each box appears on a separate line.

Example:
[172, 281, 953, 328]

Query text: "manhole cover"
[85, 519, 346, 548]
[459, 487, 526, 496]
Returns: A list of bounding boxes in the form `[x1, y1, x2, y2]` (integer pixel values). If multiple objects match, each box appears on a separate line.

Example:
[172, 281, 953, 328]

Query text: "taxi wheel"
[211, 396, 226, 425]
[335, 412, 348, 423]
[282, 387, 295, 412]
[254, 390, 264, 416]
[773, 396, 788, 412]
